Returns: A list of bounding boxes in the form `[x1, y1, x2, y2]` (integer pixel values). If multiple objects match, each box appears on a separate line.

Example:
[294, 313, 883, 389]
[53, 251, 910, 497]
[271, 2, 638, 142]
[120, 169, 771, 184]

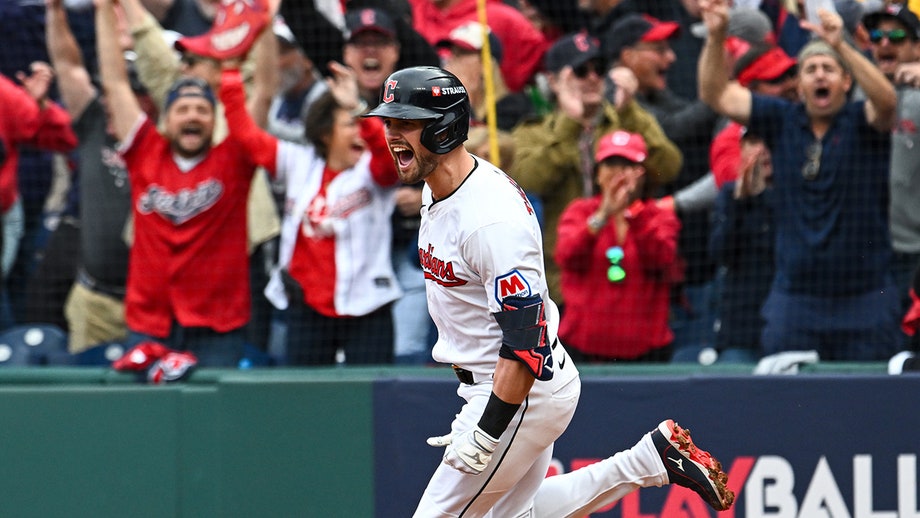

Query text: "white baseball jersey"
[419, 156, 561, 374]
[414, 157, 670, 518]
[264, 141, 402, 315]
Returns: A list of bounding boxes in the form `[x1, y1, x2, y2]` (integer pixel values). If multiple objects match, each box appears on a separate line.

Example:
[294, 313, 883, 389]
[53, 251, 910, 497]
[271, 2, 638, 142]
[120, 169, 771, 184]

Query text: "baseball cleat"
[650, 419, 734, 511]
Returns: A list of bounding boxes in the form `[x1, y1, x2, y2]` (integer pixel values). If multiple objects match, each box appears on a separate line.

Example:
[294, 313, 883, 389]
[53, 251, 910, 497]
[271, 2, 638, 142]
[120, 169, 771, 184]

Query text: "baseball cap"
[273, 16, 298, 48]
[863, 3, 920, 39]
[436, 22, 503, 64]
[544, 32, 601, 73]
[163, 77, 216, 111]
[345, 8, 397, 42]
[606, 14, 680, 60]
[175, 0, 271, 60]
[728, 7, 774, 45]
[733, 44, 796, 87]
[595, 130, 648, 163]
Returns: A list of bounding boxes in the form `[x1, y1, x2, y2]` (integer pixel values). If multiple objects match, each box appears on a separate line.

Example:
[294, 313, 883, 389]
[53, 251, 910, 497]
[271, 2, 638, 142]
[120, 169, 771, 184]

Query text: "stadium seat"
[0, 324, 69, 366]
[72, 341, 127, 366]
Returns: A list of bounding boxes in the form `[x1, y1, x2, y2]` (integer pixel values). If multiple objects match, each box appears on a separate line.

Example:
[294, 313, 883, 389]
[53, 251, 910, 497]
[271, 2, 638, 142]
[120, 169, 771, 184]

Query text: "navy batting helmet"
[363, 66, 470, 154]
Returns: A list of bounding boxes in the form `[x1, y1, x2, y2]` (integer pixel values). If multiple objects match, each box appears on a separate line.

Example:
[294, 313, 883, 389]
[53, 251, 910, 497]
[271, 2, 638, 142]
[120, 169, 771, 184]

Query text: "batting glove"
[442, 426, 500, 475]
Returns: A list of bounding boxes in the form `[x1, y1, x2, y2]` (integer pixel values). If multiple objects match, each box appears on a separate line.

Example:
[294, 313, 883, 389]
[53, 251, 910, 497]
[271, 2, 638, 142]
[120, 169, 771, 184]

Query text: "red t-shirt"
[121, 70, 276, 337]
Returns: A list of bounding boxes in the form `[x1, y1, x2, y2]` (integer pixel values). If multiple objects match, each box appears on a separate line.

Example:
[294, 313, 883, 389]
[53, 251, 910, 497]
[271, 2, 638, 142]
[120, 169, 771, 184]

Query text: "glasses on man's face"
[606, 246, 625, 283]
[573, 59, 605, 79]
[869, 28, 909, 44]
[802, 141, 822, 181]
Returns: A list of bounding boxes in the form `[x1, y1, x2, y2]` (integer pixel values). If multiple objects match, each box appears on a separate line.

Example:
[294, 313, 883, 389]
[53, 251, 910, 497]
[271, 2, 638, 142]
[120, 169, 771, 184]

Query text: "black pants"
[24, 217, 80, 330]
[284, 294, 394, 366]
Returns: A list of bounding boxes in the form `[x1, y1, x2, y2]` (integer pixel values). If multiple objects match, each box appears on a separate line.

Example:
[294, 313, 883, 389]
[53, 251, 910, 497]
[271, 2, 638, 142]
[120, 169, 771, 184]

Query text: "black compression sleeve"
[477, 392, 521, 439]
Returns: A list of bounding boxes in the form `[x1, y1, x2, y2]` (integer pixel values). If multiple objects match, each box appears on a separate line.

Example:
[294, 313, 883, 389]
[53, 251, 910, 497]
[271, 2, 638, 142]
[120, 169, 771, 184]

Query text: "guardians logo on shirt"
[137, 179, 223, 225]
[419, 244, 467, 287]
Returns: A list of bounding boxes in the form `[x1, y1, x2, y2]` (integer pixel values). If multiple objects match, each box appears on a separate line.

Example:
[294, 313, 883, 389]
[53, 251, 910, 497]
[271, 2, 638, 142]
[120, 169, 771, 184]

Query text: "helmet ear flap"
[419, 99, 470, 154]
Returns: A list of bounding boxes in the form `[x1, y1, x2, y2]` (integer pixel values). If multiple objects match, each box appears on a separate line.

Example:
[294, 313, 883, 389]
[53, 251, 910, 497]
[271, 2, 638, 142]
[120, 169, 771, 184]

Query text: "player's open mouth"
[392, 145, 415, 168]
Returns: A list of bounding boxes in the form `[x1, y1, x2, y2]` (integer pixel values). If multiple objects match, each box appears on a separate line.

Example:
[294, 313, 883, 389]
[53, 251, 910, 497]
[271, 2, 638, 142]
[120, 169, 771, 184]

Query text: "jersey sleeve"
[462, 219, 547, 314]
[26, 101, 78, 153]
[0, 74, 41, 143]
[360, 117, 398, 188]
[220, 69, 278, 176]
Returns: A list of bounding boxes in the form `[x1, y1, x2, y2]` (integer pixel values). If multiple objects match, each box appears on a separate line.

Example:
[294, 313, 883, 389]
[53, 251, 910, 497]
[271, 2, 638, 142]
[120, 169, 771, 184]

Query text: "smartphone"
[803, 0, 837, 24]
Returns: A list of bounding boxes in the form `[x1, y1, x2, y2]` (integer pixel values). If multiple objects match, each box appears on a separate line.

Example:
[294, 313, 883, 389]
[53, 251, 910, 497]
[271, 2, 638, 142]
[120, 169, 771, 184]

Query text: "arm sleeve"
[554, 200, 596, 273]
[628, 201, 681, 272]
[129, 10, 181, 108]
[360, 117, 398, 187]
[0, 74, 41, 143]
[509, 116, 582, 195]
[220, 69, 278, 176]
[26, 102, 79, 153]
[710, 123, 743, 188]
[672, 172, 718, 213]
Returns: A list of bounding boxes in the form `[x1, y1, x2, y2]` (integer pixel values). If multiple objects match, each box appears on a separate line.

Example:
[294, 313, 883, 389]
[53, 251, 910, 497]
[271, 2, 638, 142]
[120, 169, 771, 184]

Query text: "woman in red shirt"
[556, 131, 681, 362]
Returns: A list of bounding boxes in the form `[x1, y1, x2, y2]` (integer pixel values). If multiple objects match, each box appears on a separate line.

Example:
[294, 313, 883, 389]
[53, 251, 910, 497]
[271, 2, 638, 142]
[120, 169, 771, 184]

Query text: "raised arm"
[698, 0, 752, 125]
[801, 9, 897, 131]
[95, 0, 144, 142]
[246, 21, 279, 129]
[45, 0, 96, 118]
[121, 0, 181, 108]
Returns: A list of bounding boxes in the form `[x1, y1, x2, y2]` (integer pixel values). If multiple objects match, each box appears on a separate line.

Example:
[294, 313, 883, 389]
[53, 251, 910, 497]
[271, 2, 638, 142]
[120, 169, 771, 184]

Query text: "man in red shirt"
[95, 0, 274, 366]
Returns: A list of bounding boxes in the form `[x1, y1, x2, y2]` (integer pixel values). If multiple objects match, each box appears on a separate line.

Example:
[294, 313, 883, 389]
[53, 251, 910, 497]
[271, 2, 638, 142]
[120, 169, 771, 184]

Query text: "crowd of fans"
[1, 0, 919, 370]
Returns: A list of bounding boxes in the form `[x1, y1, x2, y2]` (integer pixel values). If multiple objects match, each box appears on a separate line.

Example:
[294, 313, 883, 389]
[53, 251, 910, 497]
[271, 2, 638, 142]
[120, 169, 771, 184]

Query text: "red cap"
[595, 130, 648, 163]
[735, 46, 796, 87]
[175, 0, 270, 60]
[641, 16, 680, 42]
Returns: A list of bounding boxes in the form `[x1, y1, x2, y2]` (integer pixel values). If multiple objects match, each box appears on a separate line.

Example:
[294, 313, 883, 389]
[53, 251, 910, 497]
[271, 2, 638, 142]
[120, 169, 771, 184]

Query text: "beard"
[397, 145, 439, 185]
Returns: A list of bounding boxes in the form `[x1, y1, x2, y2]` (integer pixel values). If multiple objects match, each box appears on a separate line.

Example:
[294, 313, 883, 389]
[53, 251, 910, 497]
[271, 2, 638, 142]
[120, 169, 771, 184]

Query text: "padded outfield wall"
[0, 365, 916, 518]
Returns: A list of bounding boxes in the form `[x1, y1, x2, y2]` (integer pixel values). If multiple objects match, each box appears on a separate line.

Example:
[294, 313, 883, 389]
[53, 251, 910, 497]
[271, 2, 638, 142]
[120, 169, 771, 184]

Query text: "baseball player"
[364, 66, 734, 517]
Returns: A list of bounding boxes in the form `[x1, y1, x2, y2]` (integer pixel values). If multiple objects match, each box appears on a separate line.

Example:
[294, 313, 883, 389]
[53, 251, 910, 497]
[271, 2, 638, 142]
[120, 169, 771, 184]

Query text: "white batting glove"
[441, 426, 499, 475]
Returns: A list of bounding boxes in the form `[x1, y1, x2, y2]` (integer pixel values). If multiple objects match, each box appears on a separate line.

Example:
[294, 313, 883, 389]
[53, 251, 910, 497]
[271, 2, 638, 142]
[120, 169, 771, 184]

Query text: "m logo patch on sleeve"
[494, 270, 531, 303]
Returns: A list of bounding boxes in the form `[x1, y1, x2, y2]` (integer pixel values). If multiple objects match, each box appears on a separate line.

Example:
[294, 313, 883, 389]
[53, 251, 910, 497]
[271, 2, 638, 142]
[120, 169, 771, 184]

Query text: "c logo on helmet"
[383, 80, 397, 103]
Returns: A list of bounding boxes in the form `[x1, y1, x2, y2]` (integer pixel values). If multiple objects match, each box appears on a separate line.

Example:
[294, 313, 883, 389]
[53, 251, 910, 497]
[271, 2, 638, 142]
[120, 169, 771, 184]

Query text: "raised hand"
[609, 66, 637, 112]
[326, 61, 362, 114]
[799, 8, 845, 48]
[734, 140, 769, 199]
[699, 0, 730, 36]
[16, 62, 55, 106]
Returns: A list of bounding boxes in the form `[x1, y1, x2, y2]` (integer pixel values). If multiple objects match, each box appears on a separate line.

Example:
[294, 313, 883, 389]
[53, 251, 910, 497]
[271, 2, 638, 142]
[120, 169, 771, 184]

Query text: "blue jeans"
[392, 245, 434, 364]
[670, 280, 719, 363]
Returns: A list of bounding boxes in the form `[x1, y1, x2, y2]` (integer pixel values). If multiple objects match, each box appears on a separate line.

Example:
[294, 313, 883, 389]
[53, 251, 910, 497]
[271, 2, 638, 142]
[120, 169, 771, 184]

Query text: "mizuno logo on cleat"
[668, 456, 685, 471]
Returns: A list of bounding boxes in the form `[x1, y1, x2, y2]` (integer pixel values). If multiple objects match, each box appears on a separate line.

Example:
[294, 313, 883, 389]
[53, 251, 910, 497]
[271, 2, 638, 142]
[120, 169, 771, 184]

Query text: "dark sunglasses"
[869, 28, 910, 44]
[606, 246, 625, 283]
[573, 59, 605, 79]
